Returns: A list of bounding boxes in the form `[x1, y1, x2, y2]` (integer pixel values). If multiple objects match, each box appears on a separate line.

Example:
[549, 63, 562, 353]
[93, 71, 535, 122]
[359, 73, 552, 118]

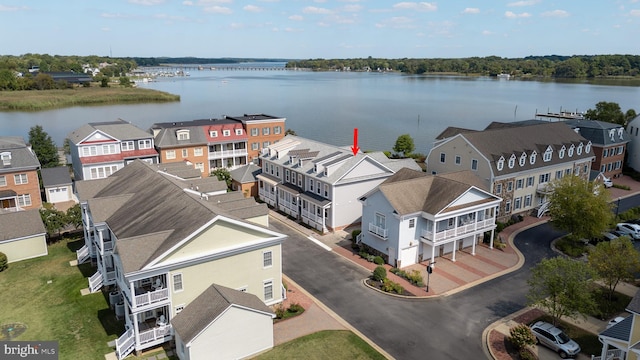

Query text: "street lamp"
[425, 261, 436, 293]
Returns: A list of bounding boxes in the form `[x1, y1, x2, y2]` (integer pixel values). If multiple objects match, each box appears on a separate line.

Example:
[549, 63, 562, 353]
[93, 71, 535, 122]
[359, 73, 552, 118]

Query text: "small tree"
[40, 204, 67, 237]
[585, 101, 635, 126]
[372, 266, 387, 281]
[100, 77, 109, 87]
[211, 168, 233, 190]
[0, 252, 8, 272]
[66, 204, 83, 230]
[527, 257, 596, 326]
[507, 324, 536, 352]
[284, 128, 297, 136]
[547, 175, 613, 242]
[119, 76, 132, 87]
[392, 134, 415, 158]
[588, 237, 640, 301]
[28, 125, 59, 168]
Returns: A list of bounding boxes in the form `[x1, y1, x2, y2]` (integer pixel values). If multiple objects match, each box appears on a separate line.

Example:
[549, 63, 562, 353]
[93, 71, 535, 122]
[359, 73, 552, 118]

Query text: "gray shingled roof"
[152, 125, 208, 148]
[455, 122, 594, 176]
[151, 162, 202, 180]
[229, 164, 261, 184]
[0, 137, 41, 173]
[40, 166, 72, 187]
[626, 290, 640, 314]
[372, 168, 499, 216]
[172, 283, 274, 345]
[599, 315, 632, 341]
[435, 126, 479, 140]
[0, 209, 46, 242]
[67, 119, 152, 144]
[565, 119, 629, 146]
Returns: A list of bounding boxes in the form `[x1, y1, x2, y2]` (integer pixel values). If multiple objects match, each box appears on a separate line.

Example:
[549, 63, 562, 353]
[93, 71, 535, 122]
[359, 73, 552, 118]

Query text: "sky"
[1, 0, 639, 59]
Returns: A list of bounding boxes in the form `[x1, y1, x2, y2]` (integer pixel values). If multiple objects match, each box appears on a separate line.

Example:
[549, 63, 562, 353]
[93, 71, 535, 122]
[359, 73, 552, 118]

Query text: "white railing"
[537, 202, 550, 218]
[209, 149, 248, 159]
[89, 271, 103, 293]
[105, 270, 116, 283]
[282, 284, 287, 300]
[421, 218, 496, 242]
[133, 288, 169, 308]
[368, 223, 388, 239]
[77, 245, 90, 264]
[259, 189, 277, 202]
[139, 324, 172, 345]
[278, 201, 299, 213]
[591, 349, 623, 360]
[101, 240, 113, 253]
[301, 210, 323, 223]
[115, 328, 135, 360]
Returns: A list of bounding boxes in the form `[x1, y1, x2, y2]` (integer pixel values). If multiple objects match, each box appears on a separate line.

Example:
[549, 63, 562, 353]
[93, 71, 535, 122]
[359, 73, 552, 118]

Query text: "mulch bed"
[489, 308, 546, 360]
[365, 279, 416, 296]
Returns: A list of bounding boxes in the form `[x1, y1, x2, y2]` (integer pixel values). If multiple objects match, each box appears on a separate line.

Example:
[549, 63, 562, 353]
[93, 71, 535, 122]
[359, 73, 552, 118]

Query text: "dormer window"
[508, 154, 516, 169]
[585, 142, 592, 153]
[577, 143, 583, 155]
[210, 131, 218, 137]
[223, 130, 231, 137]
[313, 164, 318, 173]
[543, 147, 553, 162]
[529, 151, 537, 165]
[0, 152, 10, 166]
[559, 146, 566, 159]
[497, 157, 505, 171]
[519, 153, 526, 167]
[177, 129, 190, 140]
[568, 145, 575, 157]
[235, 129, 243, 135]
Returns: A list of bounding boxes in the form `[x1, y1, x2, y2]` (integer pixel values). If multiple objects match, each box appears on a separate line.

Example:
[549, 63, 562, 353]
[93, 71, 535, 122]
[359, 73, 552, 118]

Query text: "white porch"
[116, 304, 173, 359]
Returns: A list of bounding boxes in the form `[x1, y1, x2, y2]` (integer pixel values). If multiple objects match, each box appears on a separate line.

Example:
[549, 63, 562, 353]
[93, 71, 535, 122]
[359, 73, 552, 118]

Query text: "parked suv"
[530, 321, 581, 358]
[616, 223, 640, 240]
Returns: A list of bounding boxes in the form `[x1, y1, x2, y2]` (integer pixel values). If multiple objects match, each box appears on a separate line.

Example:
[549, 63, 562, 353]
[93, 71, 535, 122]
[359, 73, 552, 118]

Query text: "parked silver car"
[616, 223, 640, 240]
[530, 321, 581, 358]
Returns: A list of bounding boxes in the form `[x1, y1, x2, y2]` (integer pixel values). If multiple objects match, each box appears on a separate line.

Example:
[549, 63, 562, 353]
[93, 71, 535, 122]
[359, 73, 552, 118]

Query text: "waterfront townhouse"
[74, 160, 286, 359]
[257, 135, 421, 233]
[358, 168, 501, 268]
[224, 114, 286, 163]
[626, 115, 640, 172]
[203, 119, 248, 170]
[427, 122, 595, 221]
[152, 122, 212, 175]
[68, 120, 159, 180]
[0, 136, 42, 210]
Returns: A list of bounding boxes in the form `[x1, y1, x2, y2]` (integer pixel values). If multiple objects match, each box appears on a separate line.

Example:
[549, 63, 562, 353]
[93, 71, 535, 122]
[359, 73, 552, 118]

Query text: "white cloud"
[129, 0, 165, 5]
[462, 8, 480, 14]
[342, 4, 363, 12]
[317, 21, 330, 27]
[393, 2, 437, 12]
[482, 30, 493, 35]
[289, 15, 303, 21]
[101, 12, 132, 18]
[375, 16, 415, 28]
[101, 27, 111, 32]
[243, 5, 262, 12]
[0, 5, 29, 11]
[182, 0, 193, 5]
[204, 5, 232, 14]
[541, 9, 569, 17]
[303, 6, 332, 14]
[630, 9, 640, 16]
[505, 11, 531, 18]
[507, 0, 540, 7]
[314, 0, 327, 3]
[285, 27, 303, 32]
[230, 22, 244, 29]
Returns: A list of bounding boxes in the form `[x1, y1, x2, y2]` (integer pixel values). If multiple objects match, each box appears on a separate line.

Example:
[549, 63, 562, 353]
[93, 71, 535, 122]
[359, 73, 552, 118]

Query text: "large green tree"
[527, 257, 596, 326]
[211, 168, 232, 190]
[547, 175, 613, 242]
[588, 237, 640, 301]
[28, 125, 59, 168]
[40, 204, 67, 237]
[584, 101, 636, 126]
[392, 134, 415, 157]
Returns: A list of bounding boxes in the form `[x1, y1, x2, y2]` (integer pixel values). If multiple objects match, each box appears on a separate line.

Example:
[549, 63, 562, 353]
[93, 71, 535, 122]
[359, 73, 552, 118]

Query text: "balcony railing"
[278, 200, 299, 213]
[89, 271, 103, 293]
[115, 328, 135, 360]
[77, 245, 90, 264]
[139, 324, 172, 346]
[301, 210, 323, 224]
[590, 349, 623, 360]
[133, 288, 169, 309]
[208, 149, 248, 159]
[421, 218, 495, 242]
[368, 223, 388, 239]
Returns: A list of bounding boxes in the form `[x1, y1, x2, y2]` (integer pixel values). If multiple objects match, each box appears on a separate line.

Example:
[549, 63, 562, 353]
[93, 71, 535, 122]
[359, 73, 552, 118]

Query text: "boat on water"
[497, 73, 511, 79]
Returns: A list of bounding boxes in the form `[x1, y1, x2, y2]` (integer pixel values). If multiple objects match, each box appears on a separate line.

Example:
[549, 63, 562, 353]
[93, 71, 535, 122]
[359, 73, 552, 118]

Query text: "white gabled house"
[358, 168, 502, 268]
[594, 290, 640, 360]
[257, 135, 422, 233]
[75, 160, 285, 359]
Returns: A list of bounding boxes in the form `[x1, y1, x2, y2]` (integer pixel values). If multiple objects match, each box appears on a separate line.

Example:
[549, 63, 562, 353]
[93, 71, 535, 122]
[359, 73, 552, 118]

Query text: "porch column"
[471, 235, 477, 256]
[431, 245, 436, 268]
[452, 240, 457, 262]
[133, 313, 141, 349]
[129, 281, 136, 308]
[599, 342, 609, 359]
[489, 229, 495, 249]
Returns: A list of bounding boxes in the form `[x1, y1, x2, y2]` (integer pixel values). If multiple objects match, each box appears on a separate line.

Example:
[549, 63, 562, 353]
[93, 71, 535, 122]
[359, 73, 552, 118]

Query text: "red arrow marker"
[351, 128, 360, 156]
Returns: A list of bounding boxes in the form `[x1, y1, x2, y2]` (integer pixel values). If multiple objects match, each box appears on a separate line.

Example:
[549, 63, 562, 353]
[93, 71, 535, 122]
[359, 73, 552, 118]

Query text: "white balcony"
[133, 288, 169, 309]
[301, 209, 323, 224]
[421, 218, 495, 242]
[209, 148, 248, 159]
[139, 324, 172, 346]
[368, 223, 388, 239]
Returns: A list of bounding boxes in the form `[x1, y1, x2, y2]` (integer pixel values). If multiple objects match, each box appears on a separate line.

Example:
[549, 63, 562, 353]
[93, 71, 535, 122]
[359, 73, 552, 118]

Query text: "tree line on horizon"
[285, 54, 640, 78]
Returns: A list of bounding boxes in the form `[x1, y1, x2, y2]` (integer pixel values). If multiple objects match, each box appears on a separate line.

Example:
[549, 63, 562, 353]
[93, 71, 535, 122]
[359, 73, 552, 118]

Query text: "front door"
[388, 247, 396, 267]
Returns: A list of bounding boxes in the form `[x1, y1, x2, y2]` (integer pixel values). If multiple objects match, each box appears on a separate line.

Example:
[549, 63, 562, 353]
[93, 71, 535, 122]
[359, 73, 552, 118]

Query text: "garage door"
[399, 245, 418, 267]
[48, 187, 68, 203]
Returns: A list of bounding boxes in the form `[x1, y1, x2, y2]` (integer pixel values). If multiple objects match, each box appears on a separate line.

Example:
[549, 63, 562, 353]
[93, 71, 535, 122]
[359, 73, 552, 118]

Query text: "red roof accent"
[80, 149, 158, 164]
[203, 124, 248, 143]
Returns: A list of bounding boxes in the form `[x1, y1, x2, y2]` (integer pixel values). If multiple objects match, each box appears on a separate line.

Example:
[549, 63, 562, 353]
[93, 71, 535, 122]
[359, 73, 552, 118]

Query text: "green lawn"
[0, 237, 123, 360]
[254, 330, 387, 360]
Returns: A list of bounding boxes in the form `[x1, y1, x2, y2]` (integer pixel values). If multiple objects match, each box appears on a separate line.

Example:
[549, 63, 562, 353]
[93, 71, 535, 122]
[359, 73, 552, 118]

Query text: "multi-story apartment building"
[0, 137, 42, 210]
[68, 120, 159, 180]
[257, 135, 421, 233]
[225, 114, 286, 163]
[152, 123, 210, 175]
[427, 122, 595, 220]
[74, 160, 285, 359]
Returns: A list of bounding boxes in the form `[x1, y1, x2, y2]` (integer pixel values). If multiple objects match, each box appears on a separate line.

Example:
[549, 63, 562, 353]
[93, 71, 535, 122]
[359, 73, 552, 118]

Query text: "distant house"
[42, 72, 93, 84]
[0, 209, 47, 263]
[257, 135, 422, 233]
[172, 284, 275, 360]
[358, 168, 501, 268]
[40, 166, 74, 205]
[230, 164, 261, 198]
[0, 137, 42, 211]
[67, 119, 159, 180]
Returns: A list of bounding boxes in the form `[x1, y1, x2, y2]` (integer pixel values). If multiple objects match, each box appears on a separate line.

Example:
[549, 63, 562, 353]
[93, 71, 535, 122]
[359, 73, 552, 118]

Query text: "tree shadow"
[98, 308, 125, 337]
[66, 237, 84, 252]
[487, 299, 526, 318]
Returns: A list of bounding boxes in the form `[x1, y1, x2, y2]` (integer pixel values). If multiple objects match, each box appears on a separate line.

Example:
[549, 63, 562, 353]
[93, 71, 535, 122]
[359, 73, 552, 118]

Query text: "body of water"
[2, 64, 639, 154]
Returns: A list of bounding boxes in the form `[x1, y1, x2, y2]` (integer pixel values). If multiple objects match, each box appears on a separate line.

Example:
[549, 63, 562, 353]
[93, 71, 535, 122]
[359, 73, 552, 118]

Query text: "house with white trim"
[358, 168, 501, 268]
[427, 122, 595, 221]
[68, 119, 159, 180]
[594, 290, 640, 360]
[74, 160, 286, 359]
[257, 135, 422, 233]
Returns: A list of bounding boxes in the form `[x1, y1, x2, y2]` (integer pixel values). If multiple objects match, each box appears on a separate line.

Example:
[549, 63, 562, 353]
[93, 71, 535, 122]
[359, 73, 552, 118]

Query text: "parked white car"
[530, 321, 581, 358]
[616, 223, 640, 240]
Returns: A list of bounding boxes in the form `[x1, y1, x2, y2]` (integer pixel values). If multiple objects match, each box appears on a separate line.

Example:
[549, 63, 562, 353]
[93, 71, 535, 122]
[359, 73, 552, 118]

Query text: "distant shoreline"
[0, 87, 180, 111]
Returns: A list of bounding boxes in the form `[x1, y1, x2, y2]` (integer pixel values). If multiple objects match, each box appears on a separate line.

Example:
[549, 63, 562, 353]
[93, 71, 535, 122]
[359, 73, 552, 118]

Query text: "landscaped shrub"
[507, 323, 536, 351]
[0, 252, 7, 272]
[372, 266, 387, 281]
[390, 268, 424, 287]
[351, 229, 361, 241]
[287, 303, 304, 314]
[274, 304, 286, 319]
[381, 278, 404, 294]
[373, 256, 384, 265]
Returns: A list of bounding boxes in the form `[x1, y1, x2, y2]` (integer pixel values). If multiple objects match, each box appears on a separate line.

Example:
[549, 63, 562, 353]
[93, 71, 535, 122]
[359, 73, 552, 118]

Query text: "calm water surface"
[2, 64, 639, 153]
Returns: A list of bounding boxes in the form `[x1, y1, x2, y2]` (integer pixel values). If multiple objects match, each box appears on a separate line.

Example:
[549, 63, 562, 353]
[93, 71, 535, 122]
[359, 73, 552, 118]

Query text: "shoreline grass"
[0, 87, 180, 111]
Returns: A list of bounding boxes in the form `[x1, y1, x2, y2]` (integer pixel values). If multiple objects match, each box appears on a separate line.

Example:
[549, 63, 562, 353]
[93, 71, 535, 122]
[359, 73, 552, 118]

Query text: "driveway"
[274, 218, 565, 360]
